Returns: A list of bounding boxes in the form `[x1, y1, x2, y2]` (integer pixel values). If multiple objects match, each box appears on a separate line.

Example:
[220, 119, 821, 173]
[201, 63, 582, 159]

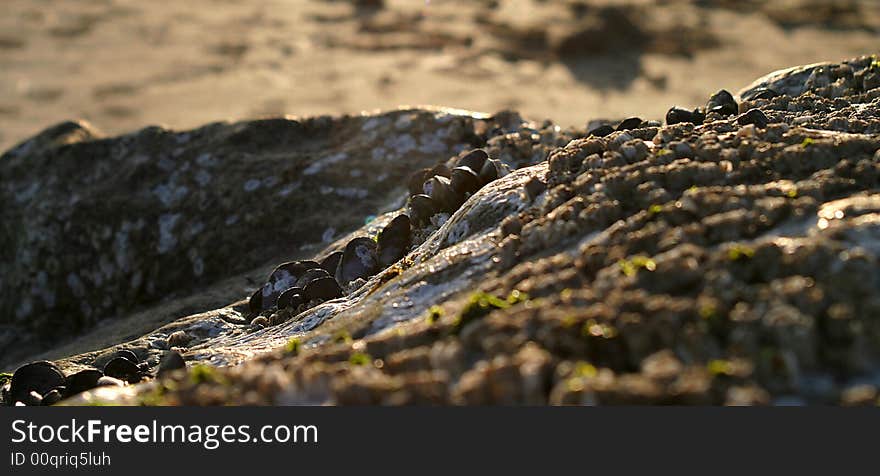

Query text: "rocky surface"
[2, 56, 880, 406]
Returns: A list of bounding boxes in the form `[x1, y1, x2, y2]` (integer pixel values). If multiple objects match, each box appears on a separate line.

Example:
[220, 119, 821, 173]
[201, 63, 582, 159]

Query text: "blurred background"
[1, 0, 878, 151]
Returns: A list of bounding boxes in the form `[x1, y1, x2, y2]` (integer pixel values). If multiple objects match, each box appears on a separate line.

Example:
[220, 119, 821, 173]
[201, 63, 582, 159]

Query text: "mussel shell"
[248, 288, 263, 314]
[408, 168, 433, 196]
[377, 214, 412, 267]
[428, 175, 462, 213]
[450, 166, 482, 196]
[10, 361, 66, 405]
[666, 106, 695, 125]
[479, 158, 500, 185]
[589, 124, 615, 137]
[259, 260, 321, 310]
[277, 288, 304, 309]
[103, 357, 141, 383]
[157, 351, 186, 376]
[707, 89, 738, 116]
[457, 149, 489, 172]
[115, 349, 139, 363]
[319, 251, 343, 275]
[408, 194, 438, 227]
[64, 369, 104, 397]
[41, 389, 63, 406]
[616, 117, 643, 131]
[430, 163, 451, 178]
[737, 108, 769, 128]
[295, 268, 332, 289]
[304, 276, 343, 302]
[336, 237, 379, 285]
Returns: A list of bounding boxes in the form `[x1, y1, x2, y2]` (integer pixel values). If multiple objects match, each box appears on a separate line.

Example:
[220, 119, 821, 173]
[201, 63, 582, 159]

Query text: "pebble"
[157, 351, 186, 376]
[737, 108, 770, 128]
[167, 330, 192, 348]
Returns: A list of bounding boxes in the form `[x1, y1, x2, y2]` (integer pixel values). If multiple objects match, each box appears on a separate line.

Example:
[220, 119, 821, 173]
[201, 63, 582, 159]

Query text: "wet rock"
[377, 214, 412, 267]
[737, 108, 770, 128]
[167, 330, 192, 348]
[10, 361, 65, 405]
[319, 251, 343, 275]
[303, 277, 343, 302]
[707, 89, 738, 116]
[65, 369, 104, 397]
[408, 194, 438, 227]
[336, 237, 379, 285]
[157, 351, 186, 376]
[96, 376, 124, 387]
[103, 357, 142, 383]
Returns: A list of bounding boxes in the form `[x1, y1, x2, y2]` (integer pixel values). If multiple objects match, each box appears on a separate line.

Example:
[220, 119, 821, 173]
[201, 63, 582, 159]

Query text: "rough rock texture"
[0, 108, 527, 366]
[4, 56, 880, 406]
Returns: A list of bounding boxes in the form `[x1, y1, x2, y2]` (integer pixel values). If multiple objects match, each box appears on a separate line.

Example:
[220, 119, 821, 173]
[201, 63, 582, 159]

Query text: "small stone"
[158, 351, 186, 377]
[524, 177, 547, 200]
[96, 376, 125, 387]
[167, 330, 192, 348]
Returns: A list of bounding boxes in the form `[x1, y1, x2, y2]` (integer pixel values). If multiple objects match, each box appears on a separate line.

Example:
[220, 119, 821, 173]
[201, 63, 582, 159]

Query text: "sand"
[1, 0, 878, 151]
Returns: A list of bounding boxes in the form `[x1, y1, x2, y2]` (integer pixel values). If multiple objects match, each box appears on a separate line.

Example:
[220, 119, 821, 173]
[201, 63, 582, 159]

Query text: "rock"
[167, 330, 192, 348]
[336, 237, 379, 285]
[9, 361, 65, 405]
[96, 376, 124, 387]
[157, 351, 186, 376]
[0, 107, 499, 366]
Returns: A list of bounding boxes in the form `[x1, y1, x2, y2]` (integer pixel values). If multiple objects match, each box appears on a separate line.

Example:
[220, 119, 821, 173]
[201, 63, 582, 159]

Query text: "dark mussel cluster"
[664, 89, 771, 128]
[406, 148, 503, 227]
[247, 149, 505, 326]
[2, 350, 185, 406]
[587, 117, 662, 137]
[247, 216, 413, 325]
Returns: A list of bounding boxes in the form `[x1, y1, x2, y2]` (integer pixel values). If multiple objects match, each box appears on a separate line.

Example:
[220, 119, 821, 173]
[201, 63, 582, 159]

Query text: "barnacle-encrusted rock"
[7, 57, 880, 406]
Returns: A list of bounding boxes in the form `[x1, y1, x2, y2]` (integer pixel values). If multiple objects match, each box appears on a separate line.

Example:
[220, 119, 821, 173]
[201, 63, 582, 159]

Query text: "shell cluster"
[246, 149, 506, 327]
[2, 350, 185, 406]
